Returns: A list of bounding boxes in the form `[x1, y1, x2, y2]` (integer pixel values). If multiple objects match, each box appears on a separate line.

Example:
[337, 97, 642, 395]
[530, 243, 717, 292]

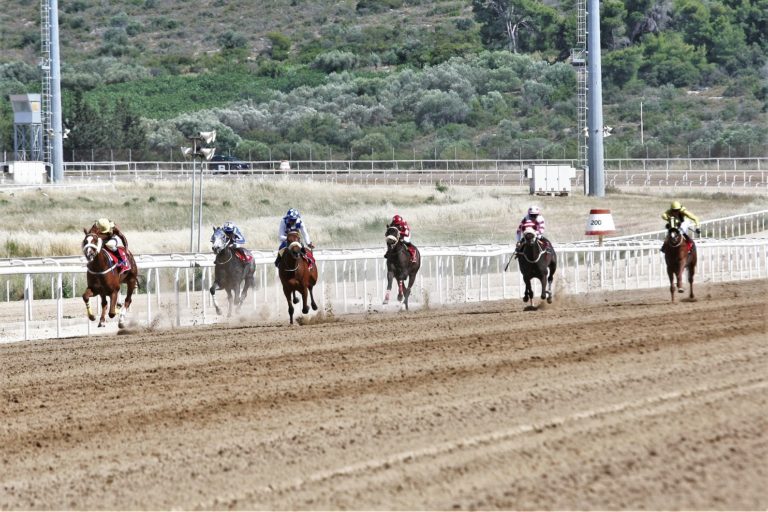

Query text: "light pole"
[181, 130, 216, 253]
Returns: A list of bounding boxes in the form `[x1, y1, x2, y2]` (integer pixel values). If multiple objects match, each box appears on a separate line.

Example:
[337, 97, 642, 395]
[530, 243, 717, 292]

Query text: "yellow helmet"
[670, 201, 682, 210]
[96, 218, 114, 234]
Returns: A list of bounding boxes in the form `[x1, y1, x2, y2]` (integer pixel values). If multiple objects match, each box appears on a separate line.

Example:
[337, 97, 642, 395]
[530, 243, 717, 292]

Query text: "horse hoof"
[88, 314, 96, 321]
[302, 307, 309, 314]
[547, 296, 553, 304]
[293, 297, 299, 304]
[311, 303, 318, 311]
[678, 288, 684, 293]
[383, 299, 389, 305]
[108, 312, 116, 318]
[118, 321, 125, 329]
[215, 307, 222, 315]
[98, 322, 105, 328]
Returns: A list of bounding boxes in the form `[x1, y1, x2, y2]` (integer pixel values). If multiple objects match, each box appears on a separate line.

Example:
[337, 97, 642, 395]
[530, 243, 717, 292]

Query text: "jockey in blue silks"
[221, 221, 246, 248]
[275, 208, 315, 267]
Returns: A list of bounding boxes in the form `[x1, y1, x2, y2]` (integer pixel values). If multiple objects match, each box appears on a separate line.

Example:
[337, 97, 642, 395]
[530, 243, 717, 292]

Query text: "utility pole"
[587, 0, 605, 196]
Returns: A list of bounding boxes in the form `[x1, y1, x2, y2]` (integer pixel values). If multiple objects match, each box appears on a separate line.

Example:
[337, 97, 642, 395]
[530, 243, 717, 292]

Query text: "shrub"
[311, 50, 358, 73]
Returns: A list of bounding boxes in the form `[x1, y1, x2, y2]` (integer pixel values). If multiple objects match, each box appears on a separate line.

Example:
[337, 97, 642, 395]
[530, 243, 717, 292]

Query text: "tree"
[472, 0, 566, 57]
[112, 98, 146, 154]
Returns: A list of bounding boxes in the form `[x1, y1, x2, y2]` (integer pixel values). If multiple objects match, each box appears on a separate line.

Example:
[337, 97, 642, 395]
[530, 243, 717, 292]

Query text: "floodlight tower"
[41, 0, 65, 182]
[586, 0, 605, 197]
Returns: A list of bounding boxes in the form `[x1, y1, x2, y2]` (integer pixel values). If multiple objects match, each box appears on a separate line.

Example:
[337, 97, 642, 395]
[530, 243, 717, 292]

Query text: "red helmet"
[392, 215, 403, 225]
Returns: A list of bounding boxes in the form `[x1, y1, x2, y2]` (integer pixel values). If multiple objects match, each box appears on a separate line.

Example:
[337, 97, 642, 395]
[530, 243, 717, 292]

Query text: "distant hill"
[0, 0, 765, 162]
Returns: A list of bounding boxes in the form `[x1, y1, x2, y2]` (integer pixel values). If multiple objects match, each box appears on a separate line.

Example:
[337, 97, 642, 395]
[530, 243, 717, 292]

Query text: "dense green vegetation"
[0, 0, 765, 162]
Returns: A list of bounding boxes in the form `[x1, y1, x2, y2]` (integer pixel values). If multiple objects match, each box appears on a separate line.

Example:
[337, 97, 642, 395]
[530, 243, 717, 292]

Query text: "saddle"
[234, 248, 253, 263]
[303, 249, 316, 270]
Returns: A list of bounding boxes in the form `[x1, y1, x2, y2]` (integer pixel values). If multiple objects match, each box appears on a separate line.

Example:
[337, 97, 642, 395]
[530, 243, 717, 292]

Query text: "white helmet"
[528, 206, 541, 216]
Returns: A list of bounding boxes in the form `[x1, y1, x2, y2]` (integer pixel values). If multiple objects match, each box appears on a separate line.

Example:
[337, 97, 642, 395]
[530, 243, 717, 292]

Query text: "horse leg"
[403, 274, 416, 311]
[98, 294, 108, 327]
[283, 287, 295, 324]
[688, 260, 696, 300]
[301, 286, 310, 315]
[309, 284, 318, 311]
[226, 289, 235, 318]
[108, 289, 119, 318]
[546, 260, 556, 304]
[384, 270, 394, 304]
[119, 275, 137, 328]
[677, 266, 685, 294]
[82, 287, 96, 321]
[667, 269, 676, 302]
[210, 281, 223, 315]
[397, 280, 404, 302]
[522, 277, 532, 303]
[292, 291, 299, 304]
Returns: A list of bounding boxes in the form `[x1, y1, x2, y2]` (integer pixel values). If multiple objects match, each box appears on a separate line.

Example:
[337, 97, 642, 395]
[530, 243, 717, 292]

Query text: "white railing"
[2, 158, 766, 188]
[1, 238, 766, 343]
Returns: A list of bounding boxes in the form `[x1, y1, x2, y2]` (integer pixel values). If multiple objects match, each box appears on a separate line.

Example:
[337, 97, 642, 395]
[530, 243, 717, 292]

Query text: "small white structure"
[524, 165, 576, 196]
[9, 161, 47, 184]
[279, 160, 291, 171]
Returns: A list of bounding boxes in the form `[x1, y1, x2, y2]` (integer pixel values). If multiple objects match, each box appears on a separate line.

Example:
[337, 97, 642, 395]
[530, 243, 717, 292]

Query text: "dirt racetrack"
[1, 279, 766, 510]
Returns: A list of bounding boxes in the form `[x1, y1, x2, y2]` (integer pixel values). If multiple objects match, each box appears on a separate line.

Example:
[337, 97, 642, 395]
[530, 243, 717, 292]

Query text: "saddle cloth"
[235, 248, 254, 263]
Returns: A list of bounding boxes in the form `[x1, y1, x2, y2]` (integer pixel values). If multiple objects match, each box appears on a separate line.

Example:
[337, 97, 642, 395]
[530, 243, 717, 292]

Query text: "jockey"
[93, 218, 131, 272]
[275, 208, 315, 267]
[387, 214, 417, 262]
[661, 200, 700, 252]
[515, 206, 548, 253]
[221, 221, 246, 248]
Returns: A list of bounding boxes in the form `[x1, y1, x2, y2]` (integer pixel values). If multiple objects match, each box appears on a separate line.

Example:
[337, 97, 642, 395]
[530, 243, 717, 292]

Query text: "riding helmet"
[392, 215, 403, 224]
[528, 206, 541, 216]
[96, 218, 113, 234]
[286, 208, 299, 220]
[670, 200, 682, 210]
[222, 221, 236, 233]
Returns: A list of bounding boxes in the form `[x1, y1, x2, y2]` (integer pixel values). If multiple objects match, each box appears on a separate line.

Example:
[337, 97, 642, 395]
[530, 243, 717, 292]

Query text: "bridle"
[520, 233, 548, 264]
[667, 229, 683, 248]
[83, 234, 119, 274]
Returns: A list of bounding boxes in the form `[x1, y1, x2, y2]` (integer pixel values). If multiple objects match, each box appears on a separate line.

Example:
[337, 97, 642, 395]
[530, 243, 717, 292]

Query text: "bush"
[218, 31, 248, 50]
[311, 50, 358, 73]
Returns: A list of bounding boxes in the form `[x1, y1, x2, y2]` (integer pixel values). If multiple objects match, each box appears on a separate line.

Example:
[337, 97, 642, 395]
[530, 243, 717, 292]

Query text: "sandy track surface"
[1, 280, 766, 510]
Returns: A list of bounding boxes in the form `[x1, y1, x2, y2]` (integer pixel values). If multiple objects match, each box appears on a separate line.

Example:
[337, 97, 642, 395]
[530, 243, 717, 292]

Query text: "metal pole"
[189, 141, 197, 253]
[587, 0, 605, 197]
[49, 0, 65, 182]
[197, 155, 204, 252]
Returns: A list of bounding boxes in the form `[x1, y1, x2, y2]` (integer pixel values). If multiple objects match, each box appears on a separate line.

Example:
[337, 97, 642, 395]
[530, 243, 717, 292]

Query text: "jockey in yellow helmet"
[93, 218, 131, 272]
[661, 201, 700, 252]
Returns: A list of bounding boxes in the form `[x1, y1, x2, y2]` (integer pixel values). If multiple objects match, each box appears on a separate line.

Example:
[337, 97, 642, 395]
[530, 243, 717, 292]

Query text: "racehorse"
[663, 221, 697, 302]
[81, 227, 138, 328]
[209, 226, 256, 317]
[517, 227, 557, 308]
[278, 230, 318, 324]
[383, 226, 421, 310]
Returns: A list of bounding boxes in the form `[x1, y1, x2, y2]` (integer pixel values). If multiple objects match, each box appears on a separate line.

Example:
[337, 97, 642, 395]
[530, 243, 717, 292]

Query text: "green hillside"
[0, 0, 765, 162]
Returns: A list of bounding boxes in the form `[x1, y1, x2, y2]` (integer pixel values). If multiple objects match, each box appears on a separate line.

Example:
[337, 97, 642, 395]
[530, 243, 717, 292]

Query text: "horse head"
[210, 226, 229, 254]
[385, 226, 400, 249]
[286, 231, 303, 256]
[666, 224, 683, 247]
[82, 229, 103, 262]
[522, 226, 539, 246]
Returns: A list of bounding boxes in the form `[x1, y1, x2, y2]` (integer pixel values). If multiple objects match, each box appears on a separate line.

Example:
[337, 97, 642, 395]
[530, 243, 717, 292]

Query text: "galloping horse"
[278, 231, 318, 324]
[663, 220, 697, 302]
[383, 226, 421, 310]
[81, 227, 138, 328]
[209, 226, 256, 317]
[517, 227, 557, 308]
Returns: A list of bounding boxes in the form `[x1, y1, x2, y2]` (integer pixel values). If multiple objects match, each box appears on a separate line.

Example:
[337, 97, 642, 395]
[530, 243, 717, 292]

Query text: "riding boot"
[117, 247, 131, 272]
[274, 254, 281, 268]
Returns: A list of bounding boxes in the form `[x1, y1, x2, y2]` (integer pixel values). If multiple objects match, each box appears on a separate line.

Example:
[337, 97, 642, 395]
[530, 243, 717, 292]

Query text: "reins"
[86, 250, 119, 275]
[521, 239, 549, 264]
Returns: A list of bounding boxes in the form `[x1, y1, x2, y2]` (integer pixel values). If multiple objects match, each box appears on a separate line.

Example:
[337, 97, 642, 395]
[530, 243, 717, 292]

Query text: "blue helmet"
[222, 221, 236, 233]
[286, 208, 299, 220]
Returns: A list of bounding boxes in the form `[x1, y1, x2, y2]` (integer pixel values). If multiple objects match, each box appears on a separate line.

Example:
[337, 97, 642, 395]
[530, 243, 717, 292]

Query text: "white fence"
[1, 238, 766, 343]
[2, 157, 765, 188]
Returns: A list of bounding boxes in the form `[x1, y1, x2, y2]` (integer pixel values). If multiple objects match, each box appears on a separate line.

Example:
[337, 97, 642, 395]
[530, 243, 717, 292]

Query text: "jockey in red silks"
[515, 206, 550, 253]
[387, 214, 417, 263]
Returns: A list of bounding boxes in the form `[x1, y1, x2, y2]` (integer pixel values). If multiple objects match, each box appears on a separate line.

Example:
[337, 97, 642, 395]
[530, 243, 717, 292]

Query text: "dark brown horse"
[663, 224, 697, 302]
[383, 226, 421, 310]
[278, 231, 318, 324]
[517, 228, 556, 308]
[81, 228, 139, 328]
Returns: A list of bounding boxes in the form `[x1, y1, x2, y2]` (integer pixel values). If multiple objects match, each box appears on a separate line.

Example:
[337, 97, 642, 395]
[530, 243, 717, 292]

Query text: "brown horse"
[663, 224, 696, 302]
[81, 228, 139, 328]
[278, 231, 318, 324]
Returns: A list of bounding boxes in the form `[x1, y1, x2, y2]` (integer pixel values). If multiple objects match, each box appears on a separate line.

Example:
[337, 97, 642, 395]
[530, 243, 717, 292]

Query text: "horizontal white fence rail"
[1, 239, 766, 343]
[2, 158, 765, 188]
